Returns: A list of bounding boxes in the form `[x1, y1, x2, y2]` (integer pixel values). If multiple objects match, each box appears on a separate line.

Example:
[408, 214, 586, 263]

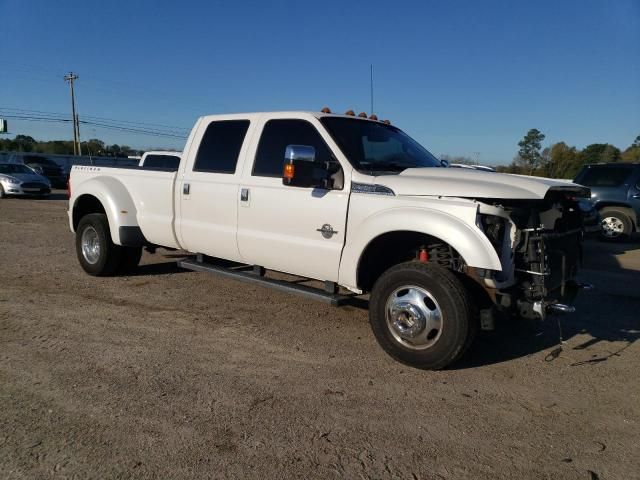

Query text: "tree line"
[0, 135, 144, 157]
[495, 129, 640, 179]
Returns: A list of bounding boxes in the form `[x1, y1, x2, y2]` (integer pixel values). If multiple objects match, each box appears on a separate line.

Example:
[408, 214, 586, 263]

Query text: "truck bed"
[70, 165, 180, 249]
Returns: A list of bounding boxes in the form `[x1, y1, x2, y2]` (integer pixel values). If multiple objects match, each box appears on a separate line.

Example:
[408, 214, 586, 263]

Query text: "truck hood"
[374, 168, 589, 200]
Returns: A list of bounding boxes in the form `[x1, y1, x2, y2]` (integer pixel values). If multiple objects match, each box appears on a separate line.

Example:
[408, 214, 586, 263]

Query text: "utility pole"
[76, 113, 82, 155]
[64, 72, 80, 155]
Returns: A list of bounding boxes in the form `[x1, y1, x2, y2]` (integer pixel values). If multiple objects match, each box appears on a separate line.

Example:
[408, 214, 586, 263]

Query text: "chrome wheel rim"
[601, 216, 624, 238]
[385, 285, 443, 350]
[81, 226, 101, 264]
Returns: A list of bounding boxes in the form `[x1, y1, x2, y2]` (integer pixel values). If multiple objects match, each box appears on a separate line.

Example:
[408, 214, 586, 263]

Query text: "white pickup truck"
[68, 110, 591, 369]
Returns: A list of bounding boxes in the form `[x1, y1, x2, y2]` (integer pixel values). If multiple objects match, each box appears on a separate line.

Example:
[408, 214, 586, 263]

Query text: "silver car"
[0, 163, 52, 198]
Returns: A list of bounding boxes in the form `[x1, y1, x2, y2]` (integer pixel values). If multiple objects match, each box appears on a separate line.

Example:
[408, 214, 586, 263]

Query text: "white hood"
[372, 168, 589, 200]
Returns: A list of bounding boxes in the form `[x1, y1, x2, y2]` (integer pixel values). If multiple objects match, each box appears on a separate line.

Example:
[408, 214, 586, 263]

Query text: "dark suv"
[18, 155, 67, 188]
[574, 163, 640, 240]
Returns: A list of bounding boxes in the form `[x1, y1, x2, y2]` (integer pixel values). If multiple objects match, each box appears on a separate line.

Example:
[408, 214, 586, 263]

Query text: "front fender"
[338, 205, 502, 290]
[71, 176, 138, 245]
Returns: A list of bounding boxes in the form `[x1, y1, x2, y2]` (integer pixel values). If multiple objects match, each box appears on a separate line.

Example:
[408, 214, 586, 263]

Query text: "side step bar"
[178, 258, 352, 306]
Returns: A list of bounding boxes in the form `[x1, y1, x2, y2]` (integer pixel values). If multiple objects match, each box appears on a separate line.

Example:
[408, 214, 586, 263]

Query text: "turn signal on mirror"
[283, 163, 295, 180]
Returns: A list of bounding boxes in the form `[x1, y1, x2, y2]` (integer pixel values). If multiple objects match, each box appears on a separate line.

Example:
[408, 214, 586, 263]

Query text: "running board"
[178, 258, 352, 306]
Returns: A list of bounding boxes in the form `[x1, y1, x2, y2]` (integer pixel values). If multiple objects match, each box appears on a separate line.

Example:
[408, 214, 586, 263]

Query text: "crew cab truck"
[68, 110, 591, 369]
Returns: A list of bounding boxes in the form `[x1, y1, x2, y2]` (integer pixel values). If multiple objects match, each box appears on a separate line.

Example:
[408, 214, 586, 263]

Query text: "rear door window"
[578, 166, 633, 187]
[193, 120, 250, 173]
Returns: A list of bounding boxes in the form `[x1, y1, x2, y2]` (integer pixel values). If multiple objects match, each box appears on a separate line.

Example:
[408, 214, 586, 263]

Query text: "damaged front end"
[473, 186, 592, 322]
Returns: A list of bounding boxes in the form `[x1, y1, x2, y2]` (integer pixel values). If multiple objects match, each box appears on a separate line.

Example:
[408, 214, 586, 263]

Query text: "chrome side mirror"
[440, 159, 450, 168]
[283, 145, 329, 188]
[285, 145, 316, 163]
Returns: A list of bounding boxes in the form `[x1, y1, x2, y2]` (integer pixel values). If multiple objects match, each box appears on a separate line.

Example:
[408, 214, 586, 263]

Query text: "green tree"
[579, 143, 621, 165]
[545, 142, 580, 179]
[14, 134, 36, 152]
[621, 134, 640, 163]
[517, 128, 546, 175]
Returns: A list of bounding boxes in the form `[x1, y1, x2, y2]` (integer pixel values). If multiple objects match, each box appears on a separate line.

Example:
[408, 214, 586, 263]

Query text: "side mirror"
[440, 159, 450, 168]
[31, 165, 44, 174]
[282, 145, 330, 188]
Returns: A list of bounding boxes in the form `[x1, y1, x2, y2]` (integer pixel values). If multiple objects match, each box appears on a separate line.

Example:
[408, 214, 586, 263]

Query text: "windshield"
[0, 164, 36, 174]
[320, 117, 441, 173]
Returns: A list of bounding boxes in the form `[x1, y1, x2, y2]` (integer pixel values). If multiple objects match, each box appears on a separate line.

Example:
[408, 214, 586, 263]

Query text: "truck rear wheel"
[76, 213, 123, 276]
[369, 262, 474, 370]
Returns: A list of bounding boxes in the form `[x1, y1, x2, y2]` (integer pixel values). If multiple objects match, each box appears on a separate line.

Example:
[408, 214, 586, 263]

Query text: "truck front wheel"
[76, 213, 123, 276]
[369, 262, 474, 370]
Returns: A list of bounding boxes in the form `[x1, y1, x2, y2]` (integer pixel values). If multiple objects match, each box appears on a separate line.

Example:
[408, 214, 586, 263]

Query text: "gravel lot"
[1, 192, 639, 479]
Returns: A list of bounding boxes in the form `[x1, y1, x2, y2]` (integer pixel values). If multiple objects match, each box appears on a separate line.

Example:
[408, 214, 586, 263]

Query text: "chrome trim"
[548, 303, 576, 314]
[385, 285, 443, 350]
[515, 268, 550, 276]
[351, 182, 395, 196]
[284, 145, 316, 162]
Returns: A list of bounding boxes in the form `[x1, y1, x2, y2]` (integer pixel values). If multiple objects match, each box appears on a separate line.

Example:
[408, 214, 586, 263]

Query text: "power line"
[0, 106, 190, 133]
[0, 114, 187, 140]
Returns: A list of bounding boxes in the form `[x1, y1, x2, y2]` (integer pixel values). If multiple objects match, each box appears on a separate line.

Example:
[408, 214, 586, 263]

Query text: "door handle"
[240, 188, 249, 202]
[183, 183, 190, 195]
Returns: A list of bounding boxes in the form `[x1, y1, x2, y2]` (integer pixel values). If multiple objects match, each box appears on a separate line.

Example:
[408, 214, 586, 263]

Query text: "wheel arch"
[338, 207, 502, 292]
[71, 177, 138, 245]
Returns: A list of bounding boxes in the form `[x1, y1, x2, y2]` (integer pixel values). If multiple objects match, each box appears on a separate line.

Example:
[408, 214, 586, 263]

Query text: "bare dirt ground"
[1, 192, 639, 480]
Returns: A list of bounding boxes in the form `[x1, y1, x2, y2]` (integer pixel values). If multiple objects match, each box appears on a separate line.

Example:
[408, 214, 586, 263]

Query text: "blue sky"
[1, 0, 638, 163]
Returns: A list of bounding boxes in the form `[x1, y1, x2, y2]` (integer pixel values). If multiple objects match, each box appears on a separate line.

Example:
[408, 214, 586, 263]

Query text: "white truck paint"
[68, 111, 590, 369]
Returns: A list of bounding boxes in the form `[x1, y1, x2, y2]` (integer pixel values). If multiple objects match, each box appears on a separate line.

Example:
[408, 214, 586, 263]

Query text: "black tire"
[369, 262, 474, 370]
[76, 213, 123, 276]
[0, 184, 5, 199]
[117, 247, 143, 274]
[599, 208, 632, 242]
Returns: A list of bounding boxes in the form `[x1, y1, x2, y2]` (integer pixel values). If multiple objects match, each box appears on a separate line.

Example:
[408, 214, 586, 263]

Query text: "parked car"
[0, 163, 51, 198]
[13, 154, 67, 188]
[574, 163, 640, 240]
[138, 151, 182, 170]
[68, 110, 591, 370]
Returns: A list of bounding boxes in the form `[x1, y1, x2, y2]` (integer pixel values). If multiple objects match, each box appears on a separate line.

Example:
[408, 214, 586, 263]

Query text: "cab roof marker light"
[358, 112, 368, 118]
[321, 107, 332, 113]
[345, 110, 355, 116]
